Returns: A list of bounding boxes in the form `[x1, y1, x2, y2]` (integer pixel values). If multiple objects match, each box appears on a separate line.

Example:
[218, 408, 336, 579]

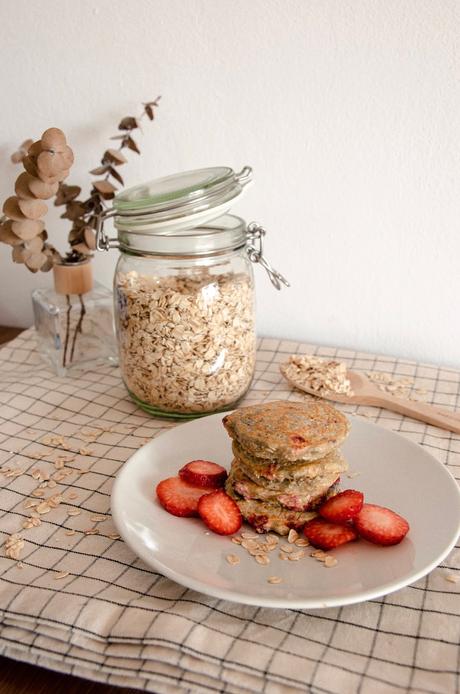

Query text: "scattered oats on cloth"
[0, 329, 458, 693]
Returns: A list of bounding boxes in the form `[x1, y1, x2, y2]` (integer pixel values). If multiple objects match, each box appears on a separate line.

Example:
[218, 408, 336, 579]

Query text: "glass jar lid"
[113, 165, 252, 232]
[95, 165, 289, 289]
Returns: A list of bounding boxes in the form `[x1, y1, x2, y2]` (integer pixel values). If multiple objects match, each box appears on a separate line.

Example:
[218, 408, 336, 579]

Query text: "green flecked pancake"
[225, 483, 340, 535]
[231, 441, 348, 484]
[223, 400, 350, 462]
[227, 458, 342, 510]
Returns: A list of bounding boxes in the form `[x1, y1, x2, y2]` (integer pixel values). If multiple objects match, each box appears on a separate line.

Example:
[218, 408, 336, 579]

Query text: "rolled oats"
[24, 500, 38, 509]
[445, 574, 459, 584]
[241, 539, 259, 551]
[311, 550, 327, 560]
[47, 494, 63, 508]
[79, 448, 94, 457]
[288, 550, 305, 561]
[115, 270, 255, 414]
[266, 534, 279, 545]
[5, 468, 24, 478]
[267, 576, 283, 584]
[22, 517, 41, 529]
[226, 554, 240, 565]
[4, 534, 24, 560]
[324, 556, 338, 567]
[366, 372, 413, 398]
[280, 355, 353, 397]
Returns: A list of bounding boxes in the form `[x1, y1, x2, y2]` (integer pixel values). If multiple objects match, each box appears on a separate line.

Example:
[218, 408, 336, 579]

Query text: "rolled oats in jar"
[96, 166, 288, 418]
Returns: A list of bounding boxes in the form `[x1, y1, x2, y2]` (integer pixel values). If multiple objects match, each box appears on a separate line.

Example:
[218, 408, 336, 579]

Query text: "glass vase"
[32, 260, 117, 377]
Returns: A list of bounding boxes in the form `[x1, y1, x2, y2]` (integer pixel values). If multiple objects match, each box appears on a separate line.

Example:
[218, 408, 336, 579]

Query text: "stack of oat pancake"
[223, 400, 350, 535]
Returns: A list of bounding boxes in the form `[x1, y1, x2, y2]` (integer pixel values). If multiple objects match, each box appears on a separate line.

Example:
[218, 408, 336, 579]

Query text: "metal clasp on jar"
[95, 209, 119, 251]
[246, 223, 290, 290]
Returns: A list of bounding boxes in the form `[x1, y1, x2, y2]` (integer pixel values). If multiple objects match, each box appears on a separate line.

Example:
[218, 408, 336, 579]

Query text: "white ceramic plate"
[111, 414, 460, 609]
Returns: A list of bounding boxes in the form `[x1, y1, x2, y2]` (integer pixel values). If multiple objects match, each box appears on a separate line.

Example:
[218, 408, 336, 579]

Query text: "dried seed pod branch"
[56, 97, 161, 258]
[1, 97, 160, 269]
[1, 101, 160, 368]
[1, 127, 73, 272]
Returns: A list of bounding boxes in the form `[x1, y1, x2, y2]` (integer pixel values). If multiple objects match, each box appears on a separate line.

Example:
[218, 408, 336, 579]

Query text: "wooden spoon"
[282, 369, 460, 435]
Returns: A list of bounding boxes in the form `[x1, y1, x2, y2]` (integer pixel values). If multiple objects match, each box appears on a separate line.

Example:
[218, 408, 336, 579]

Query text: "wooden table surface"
[0, 657, 140, 694]
[0, 326, 139, 693]
[0, 326, 24, 346]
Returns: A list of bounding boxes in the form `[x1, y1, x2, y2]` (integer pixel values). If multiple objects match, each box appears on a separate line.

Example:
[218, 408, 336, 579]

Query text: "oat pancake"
[225, 483, 339, 535]
[231, 441, 348, 484]
[225, 487, 317, 534]
[228, 458, 342, 511]
[223, 400, 350, 462]
[229, 459, 339, 511]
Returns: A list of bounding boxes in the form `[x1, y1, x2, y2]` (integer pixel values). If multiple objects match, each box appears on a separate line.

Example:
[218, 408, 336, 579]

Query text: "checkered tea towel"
[0, 330, 458, 693]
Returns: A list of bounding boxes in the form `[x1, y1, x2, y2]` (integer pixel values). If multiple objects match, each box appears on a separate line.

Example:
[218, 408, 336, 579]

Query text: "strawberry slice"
[353, 504, 409, 546]
[156, 476, 212, 517]
[303, 518, 358, 550]
[319, 489, 364, 523]
[198, 490, 242, 535]
[179, 460, 227, 489]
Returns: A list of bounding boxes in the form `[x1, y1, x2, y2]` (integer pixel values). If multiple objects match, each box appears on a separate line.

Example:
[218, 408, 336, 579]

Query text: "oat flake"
[445, 574, 459, 584]
[4, 534, 24, 560]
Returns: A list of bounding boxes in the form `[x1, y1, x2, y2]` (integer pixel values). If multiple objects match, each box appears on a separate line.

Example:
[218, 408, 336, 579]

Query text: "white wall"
[1, 0, 459, 366]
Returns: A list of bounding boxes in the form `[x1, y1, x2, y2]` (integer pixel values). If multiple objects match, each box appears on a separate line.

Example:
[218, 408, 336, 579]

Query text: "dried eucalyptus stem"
[57, 97, 161, 259]
[1, 99, 160, 370]
[63, 295, 72, 368]
[56, 98, 160, 367]
[69, 295, 86, 363]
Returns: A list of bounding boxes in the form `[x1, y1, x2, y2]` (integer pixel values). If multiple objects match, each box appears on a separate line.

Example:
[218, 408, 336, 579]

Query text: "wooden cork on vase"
[53, 259, 93, 296]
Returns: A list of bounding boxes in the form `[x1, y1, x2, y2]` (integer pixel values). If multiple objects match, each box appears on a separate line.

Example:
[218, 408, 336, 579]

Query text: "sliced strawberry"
[303, 518, 358, 550]
[179, 460, 227, 489]
[319, 489, 364, 523]
[198, 490, 242, 535]
[353, 503, 409, 546]
[156, 476, 212, 517]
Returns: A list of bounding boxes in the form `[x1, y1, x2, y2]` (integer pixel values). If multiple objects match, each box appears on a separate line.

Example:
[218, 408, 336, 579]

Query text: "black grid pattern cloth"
[0, 329, 458, 694]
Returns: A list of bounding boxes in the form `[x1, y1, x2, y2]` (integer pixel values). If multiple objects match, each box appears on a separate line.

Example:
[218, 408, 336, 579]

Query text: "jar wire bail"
[95, 209, 118, 251]
[246, 223, 290, 290]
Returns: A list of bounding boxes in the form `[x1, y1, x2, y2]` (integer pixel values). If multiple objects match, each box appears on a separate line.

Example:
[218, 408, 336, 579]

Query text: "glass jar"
[96, 166, 288, 418]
